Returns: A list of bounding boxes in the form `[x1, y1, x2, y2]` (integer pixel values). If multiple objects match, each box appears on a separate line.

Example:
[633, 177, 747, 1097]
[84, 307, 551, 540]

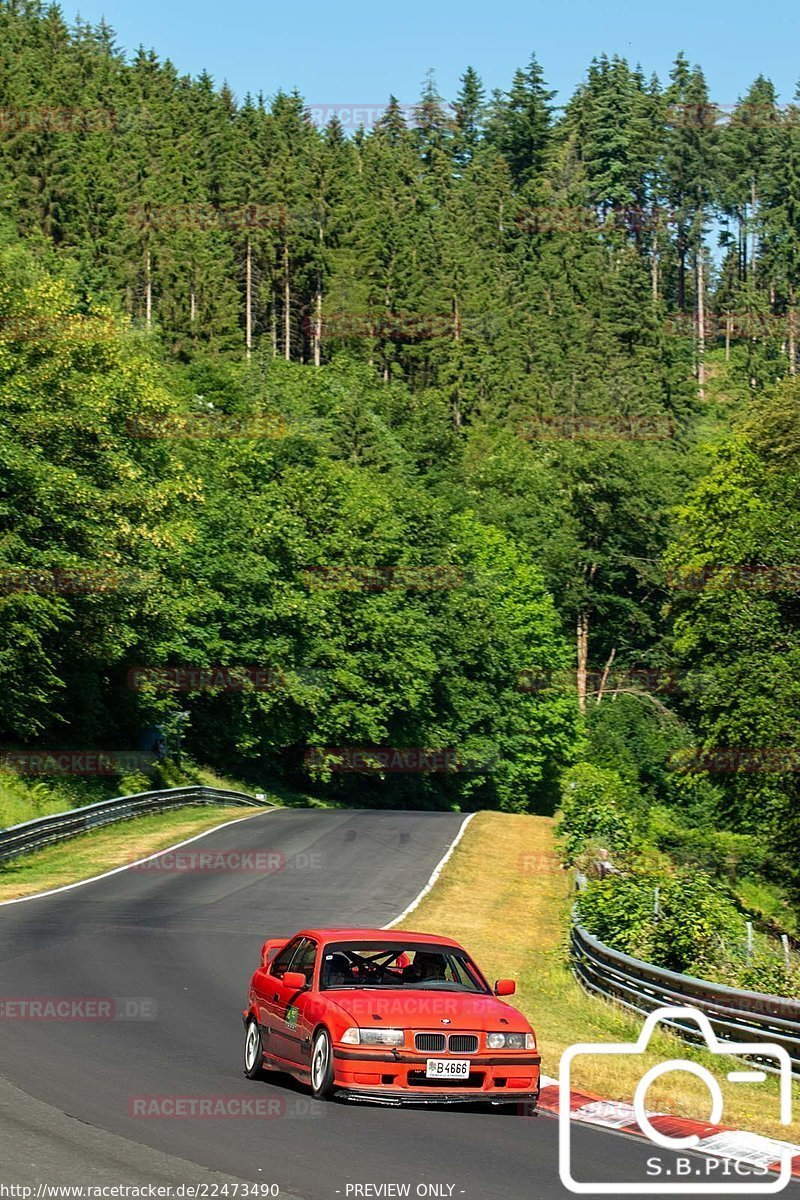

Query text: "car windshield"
[319, 941, 489, 993]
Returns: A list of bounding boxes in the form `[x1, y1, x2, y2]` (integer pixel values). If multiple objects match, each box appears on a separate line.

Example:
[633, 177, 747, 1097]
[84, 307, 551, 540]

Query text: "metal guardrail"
[0, 786, 270, 864]
[572, 919, 800, 1074]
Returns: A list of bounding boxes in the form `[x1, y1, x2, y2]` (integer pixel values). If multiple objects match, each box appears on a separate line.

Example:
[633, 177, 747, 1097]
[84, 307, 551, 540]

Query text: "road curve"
[0, 808, 755, 1198]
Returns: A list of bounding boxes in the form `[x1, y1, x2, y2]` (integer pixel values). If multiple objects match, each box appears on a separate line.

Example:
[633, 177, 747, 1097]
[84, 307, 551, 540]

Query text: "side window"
[271, 937, 302, 977]
[292, 938, 318, 986]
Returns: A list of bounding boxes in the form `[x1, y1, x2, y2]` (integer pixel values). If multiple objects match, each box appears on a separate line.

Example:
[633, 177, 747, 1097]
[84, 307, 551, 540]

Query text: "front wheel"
[310, 1028, 335, 1099]
[243, 1018, 264, 1079]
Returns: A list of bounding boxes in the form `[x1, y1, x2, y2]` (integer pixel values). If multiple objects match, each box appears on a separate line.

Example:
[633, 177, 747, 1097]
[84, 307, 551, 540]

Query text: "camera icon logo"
[559, 1005, 793, 1194]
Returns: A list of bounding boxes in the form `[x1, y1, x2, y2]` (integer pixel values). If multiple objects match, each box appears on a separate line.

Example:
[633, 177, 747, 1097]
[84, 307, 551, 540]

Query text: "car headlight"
[487, 1032, 536, 1049]
[340, 1027, 404, 1046]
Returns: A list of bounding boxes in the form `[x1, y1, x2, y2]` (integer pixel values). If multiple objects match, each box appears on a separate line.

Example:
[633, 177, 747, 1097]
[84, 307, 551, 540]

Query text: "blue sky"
[72, 0, 800, 118]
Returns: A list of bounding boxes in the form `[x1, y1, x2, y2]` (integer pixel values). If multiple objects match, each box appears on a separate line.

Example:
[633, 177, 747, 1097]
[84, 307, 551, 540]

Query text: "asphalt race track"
[0, 808, 788, 1199]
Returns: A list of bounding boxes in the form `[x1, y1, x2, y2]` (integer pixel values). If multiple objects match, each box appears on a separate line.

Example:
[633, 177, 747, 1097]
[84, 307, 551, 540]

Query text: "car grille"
[415, 1033, 446, 1052]
[448, 1034, 479, 1053]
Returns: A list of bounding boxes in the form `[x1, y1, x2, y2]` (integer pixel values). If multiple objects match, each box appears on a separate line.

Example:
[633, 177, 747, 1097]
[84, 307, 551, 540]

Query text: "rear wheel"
[310, 1028, 335, 1099]
[243, 1018, 265, 1079]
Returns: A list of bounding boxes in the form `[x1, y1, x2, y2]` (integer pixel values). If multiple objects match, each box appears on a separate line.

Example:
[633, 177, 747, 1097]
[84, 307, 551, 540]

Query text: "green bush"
[733, 955, 800, 998]
[558, 762, 640, 864]
[649, 806, 770, 879]
[117, 771, 156, 797]
[698, 931, 800, 997]
[584, 694, 703, 808]
[577, 866, 744, 974]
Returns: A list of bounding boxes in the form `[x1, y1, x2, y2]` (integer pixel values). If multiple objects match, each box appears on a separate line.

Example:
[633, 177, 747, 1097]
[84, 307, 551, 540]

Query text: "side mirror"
[282, 971, 307, 991]
[495, 979, 516, 996]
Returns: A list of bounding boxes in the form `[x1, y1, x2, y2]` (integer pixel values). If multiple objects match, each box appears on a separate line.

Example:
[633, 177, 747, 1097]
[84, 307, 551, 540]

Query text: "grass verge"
[399, 810, 797, 1141]
[0, 805, 264, 901]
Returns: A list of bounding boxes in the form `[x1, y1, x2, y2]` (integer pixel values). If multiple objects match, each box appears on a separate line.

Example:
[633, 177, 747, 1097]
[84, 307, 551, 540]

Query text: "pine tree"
[719, 77, 779, 283]
[305, 116, 358, 365]
[413, 70, 453, 172]
[663, 57, 718, 393]
[485, 53, 555, 188]
[453, 66, 485, 167]
[761, 91, 800, 374]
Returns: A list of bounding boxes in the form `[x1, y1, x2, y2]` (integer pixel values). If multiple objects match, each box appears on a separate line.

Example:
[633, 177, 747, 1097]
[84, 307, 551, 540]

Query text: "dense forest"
[1, 0, 799, 940]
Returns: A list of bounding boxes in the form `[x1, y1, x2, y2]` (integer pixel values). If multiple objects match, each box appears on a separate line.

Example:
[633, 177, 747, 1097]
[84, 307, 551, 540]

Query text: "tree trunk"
[190, 288, 197, 325]
[696, 247, 706, 401]
[750, 179, 757, 277]
[452, 296, 462, 428]
[145, 245, 152, 329]
[313, 218, 325, 368]
[576, 610, 589, 715]
[283, 242, 290, 362]
[245, 237, 252, 361]
[677, 228, 686, 312]
[367, 320, 374, 369]
[725, 315, 731, 362]
[313, 280, 322, 367]
[596, 648, 616, 705]
[382, 286, 392, 383]
[790, 282, 797, 376]
[651, 250, 658, 304]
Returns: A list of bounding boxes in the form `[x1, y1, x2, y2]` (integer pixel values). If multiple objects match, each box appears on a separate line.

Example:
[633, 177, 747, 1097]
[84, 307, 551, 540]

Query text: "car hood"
[322, 988, 530, 1031]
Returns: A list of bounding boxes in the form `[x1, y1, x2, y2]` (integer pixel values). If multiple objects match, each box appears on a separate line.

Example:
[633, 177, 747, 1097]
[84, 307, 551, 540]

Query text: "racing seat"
[324, 952, 353, 988]
[402, 951, 446, 983]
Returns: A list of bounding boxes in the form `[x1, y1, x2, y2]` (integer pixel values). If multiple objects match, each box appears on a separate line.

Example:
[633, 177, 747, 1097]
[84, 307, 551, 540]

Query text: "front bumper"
[335, 1087, 539, 1107]
[332, 1046, 540, 1105]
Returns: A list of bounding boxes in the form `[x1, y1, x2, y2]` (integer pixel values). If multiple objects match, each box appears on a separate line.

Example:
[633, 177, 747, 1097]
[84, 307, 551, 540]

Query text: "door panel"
[287, 938, 318, 1070]
[260, 937, 303, 1062]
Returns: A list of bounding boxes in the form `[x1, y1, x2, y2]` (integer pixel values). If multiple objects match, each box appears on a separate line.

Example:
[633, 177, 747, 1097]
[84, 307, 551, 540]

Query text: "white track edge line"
[538, 1076, 800, 1164]
[0, 807, 277, 906]
[382, 811, 476, 929]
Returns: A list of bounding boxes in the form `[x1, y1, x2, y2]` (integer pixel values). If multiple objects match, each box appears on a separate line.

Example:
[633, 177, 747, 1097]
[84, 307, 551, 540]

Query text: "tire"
[310, 1028, 335, 1100]
[243, 1018, 265, 1080]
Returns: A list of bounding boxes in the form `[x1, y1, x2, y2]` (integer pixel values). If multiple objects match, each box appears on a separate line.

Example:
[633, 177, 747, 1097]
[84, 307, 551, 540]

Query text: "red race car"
[241, 927, 540, 1106]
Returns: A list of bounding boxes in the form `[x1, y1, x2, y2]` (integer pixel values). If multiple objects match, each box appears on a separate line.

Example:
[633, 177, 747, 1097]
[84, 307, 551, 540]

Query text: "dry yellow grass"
[399, 811, 798, 1141]
[0, 805, 260, 901]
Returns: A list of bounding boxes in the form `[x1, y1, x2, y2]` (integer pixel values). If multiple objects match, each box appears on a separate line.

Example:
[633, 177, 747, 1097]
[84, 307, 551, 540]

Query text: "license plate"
[426, 1058, 469, 1079]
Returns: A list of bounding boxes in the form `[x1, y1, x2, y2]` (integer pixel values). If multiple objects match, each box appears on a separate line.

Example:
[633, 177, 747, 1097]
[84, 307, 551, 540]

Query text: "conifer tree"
[485, 53, 555, 188]
[719, 77, 779, 282]
[453, 66, 485, 167]
[760, 92, 800, 373]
